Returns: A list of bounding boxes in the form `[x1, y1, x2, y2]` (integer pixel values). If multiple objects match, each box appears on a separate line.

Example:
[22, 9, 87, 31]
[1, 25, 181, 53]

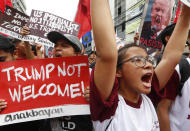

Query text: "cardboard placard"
[0, 7, 80, 47]
[0, 6, 29, 39]
[0, 56, 90, 126]
[139, 0, 175, 51]
[27, 10, 80, 38]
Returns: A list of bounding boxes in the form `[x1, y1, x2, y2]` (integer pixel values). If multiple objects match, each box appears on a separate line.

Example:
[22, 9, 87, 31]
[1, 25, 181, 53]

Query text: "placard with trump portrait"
[139, 0, 175, 51]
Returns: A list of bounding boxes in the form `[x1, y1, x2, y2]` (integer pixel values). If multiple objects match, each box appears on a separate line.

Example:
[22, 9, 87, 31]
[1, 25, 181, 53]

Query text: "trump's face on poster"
[151, 0, 173, 32]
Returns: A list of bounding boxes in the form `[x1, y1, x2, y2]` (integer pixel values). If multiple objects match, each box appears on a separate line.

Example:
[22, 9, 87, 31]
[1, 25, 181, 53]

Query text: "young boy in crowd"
[90, 0, 190, 131]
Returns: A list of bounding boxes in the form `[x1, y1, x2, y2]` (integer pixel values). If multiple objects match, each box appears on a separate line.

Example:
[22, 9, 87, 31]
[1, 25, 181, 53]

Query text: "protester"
[88, 51, 96, 68]
[38, 31, 92, 131]
[155, 23, 190, 131]
[12, 38, 35, 60]
[90, 0, 190, 131]
[0, 34, 43, 131]
[134, 32, 139, 44]
[0, 35, 15, 62]
[20, 25, 93, 130]
[0, 34, 14, 114]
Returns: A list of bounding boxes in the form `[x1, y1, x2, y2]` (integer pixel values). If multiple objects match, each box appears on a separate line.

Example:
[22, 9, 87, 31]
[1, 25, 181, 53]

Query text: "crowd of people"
[0, 0, 190, 131]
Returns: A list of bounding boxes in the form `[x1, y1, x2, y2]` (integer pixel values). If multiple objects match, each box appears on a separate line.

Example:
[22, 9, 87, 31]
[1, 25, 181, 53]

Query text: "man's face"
[89, 53, 96, 65]
[151, 0, 170, 32]
[53, 39, 76, 58]
[0, 50, 14, 62]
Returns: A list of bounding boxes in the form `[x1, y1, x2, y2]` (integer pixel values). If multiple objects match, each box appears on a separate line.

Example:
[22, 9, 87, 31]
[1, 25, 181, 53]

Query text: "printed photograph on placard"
[139, 0, 175, 51]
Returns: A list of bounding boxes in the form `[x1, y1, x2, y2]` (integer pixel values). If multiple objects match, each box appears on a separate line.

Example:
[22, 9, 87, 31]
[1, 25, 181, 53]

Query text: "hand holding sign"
[21, 26, 30, 37]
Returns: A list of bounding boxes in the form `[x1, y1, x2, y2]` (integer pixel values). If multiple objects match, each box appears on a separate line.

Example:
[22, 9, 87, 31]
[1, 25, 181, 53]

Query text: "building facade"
[11, 0, 26, 14]
[114, 0, 145, 42]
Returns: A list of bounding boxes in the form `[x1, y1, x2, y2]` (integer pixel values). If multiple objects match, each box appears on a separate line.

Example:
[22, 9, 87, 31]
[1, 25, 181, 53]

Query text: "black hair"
[117, 43, 146, 69]
[1, 46, 15, 55]
[183, 52, 190, 57]
[31, 45, 37, 56]
[88, 51, 96, 57]
[158, 23, 176, 46]
[12, 38, 22, 44]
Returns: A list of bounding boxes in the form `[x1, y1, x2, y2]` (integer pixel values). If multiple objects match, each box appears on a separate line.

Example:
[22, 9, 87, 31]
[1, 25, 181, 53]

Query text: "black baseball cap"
[0, 34, 15, 50]
[47, 31, 82, 53]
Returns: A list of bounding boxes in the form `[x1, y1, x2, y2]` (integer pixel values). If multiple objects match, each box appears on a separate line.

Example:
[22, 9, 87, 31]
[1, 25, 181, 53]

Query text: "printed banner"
[0, 56, 90, 126]
[139, 0, 175, 50]
[181, 0, 190, 7]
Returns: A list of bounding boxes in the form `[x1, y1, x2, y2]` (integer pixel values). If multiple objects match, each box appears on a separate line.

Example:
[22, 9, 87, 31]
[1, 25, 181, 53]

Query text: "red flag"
[74, 0, 91, 39]
[173, 1, 181, 23]
[5, 0, 13, 7]
[0, 0, 13, 13]
[0, 0, 5, 13]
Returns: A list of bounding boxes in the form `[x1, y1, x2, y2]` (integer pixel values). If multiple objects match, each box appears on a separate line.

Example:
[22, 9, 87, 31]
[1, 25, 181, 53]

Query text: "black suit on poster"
[140, 21, 162, 50]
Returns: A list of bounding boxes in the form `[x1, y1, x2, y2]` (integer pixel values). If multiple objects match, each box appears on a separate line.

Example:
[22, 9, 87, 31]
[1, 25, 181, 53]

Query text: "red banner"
[0, 56, 90, 126]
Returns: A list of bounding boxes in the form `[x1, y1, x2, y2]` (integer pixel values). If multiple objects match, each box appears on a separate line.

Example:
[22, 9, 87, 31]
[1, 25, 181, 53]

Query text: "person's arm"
[155, 4, 190, 90]
[157, 99, 172, 131]
[21, 26, 35, 59]
[24, 41, 35, 59]
[91, 0, 117, 100]
[36, 43, 43, 58]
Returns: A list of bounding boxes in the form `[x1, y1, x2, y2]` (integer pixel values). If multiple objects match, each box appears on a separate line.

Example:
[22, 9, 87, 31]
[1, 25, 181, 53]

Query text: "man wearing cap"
[156, 24, 190, 131]
[39, 31, 92, 131]
[48, 31, 82, 57]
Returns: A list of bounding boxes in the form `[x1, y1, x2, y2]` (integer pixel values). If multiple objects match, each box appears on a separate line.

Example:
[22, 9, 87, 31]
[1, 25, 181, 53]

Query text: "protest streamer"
[181, 0, 190, 7]
[0, 56, 90, 126]
[26, 10, 80, 47]
[0, 6, 30, 39]
[139, 0, 175, 52]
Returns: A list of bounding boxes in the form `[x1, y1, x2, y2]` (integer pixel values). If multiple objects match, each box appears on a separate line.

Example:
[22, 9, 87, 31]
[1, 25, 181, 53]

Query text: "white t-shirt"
[168, 58, 190, 131]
